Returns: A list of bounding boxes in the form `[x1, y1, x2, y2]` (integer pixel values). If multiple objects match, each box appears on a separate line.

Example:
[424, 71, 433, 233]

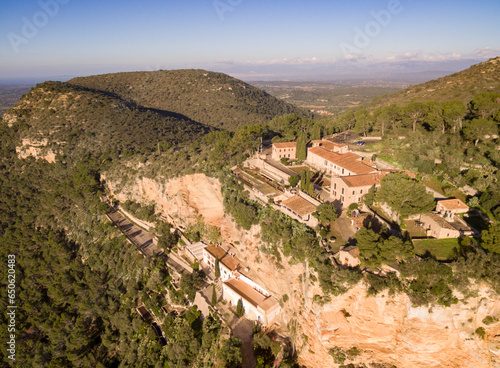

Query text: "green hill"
[2, 81, 211, 159]
[69, 69, 312, 131]
[367, 57, 500, 107]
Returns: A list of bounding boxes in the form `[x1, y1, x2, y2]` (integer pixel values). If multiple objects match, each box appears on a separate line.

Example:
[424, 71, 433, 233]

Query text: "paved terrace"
[107, 209, 160, 257]
[264, 159, 299, 177]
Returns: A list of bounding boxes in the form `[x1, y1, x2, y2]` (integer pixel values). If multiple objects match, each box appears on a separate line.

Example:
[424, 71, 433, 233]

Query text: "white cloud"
[471, 47, 500, 59]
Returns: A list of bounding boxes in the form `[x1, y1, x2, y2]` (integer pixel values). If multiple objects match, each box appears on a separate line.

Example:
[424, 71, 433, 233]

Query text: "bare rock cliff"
[104, 172, 500, 368]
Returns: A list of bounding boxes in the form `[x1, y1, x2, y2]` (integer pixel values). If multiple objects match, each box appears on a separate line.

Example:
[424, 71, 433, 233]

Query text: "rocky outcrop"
[15, 138, 57, 163]
[104, 172, 500, 368]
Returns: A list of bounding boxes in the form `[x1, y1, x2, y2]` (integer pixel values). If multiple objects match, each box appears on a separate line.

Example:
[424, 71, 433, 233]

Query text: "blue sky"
[1, 0, 499, 81]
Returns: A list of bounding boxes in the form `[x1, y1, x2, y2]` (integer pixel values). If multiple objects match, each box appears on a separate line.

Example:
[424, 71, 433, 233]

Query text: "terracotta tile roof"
[308, 147, 377, 175]
[311, 139, 347, 151]
[281, 195, 317, 217]
[341, 173, 385, 187]
[438, 199, 469, 211]
[205, 245, 240, 271]
[273, 142, 296, 149]
[308, 146, 341, 161]
[224, 278, 279, 312]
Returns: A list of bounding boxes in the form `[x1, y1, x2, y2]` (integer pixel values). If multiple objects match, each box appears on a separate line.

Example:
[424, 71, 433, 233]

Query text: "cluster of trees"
[355, 228, 414, 268]
[180, 270, 207, 301]
[156, 221, 179, 253]
[375, 172, 436, 219]
[299, 170, 314, 195]
[0, 125, 237, 367]
[323, 92, 499, 219]
[122, 199, 157, 222]
[329, 93, 499, 139]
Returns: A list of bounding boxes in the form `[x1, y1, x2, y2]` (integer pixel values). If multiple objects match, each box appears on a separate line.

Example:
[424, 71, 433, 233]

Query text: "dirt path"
[232, 318, 256, 368]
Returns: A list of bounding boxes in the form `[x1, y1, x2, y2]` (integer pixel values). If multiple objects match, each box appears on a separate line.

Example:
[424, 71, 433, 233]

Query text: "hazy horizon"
[1, 0, 499, 83]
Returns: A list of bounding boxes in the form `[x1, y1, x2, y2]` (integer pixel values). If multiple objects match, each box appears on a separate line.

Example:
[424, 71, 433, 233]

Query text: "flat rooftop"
[186, 241, 207, 259]
[263, 159, 299, 177]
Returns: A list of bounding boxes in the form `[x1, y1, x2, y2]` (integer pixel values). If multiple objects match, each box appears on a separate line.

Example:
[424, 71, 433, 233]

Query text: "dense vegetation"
[7, 81, 211, 161]
[1, 59, 499, 366]
[325, 91, 500, 220]
[70, 70, 312, 131]
[0, 125, 239, 367]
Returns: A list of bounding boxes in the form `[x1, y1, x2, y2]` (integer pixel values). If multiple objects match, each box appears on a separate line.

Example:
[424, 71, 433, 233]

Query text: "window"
[324, 160, 327, 166]
[342, 168, 345, 174]
[360, 190, 363, 194]
[352, 191, 355, 195]
[341, 188, 344, 194]
[334, 183, 336, 190]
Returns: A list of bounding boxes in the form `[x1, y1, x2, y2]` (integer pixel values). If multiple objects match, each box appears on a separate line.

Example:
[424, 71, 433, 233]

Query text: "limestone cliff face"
[104, 173, 500, 368]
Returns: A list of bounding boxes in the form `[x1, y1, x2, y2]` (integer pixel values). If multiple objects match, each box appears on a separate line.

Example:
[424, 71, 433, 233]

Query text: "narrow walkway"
[232, 318, 257, 368]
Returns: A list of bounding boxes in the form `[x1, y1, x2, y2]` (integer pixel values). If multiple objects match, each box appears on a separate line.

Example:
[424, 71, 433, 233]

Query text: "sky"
[0, 0, 499, 82]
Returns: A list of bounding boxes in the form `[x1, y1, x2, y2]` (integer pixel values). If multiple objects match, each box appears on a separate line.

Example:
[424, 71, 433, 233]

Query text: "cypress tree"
[236, 299, 245, 317]
[296, 136, 307, 160]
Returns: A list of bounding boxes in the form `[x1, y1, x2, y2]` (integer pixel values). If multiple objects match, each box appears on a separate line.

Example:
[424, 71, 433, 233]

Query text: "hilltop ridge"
[3, 81, 211, 159]
[70, 69, 313, 131]
[366, 57, 500, 107]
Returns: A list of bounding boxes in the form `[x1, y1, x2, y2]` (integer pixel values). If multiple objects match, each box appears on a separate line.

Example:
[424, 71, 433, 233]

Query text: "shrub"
[482, 316, 498, 325]
[475, 327, 486, 339]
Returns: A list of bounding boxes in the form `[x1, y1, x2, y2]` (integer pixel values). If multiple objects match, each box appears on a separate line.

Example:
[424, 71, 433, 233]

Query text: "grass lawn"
[413, 238, 460, 260]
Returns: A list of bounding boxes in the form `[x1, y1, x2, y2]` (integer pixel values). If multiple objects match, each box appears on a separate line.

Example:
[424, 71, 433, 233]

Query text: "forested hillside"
[1, 61, 499, 367]
[320, 58, 500, 220]
[367, 57, 500, 107]
[69, 69, 313, 131]
[4, 81, 211, 160]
